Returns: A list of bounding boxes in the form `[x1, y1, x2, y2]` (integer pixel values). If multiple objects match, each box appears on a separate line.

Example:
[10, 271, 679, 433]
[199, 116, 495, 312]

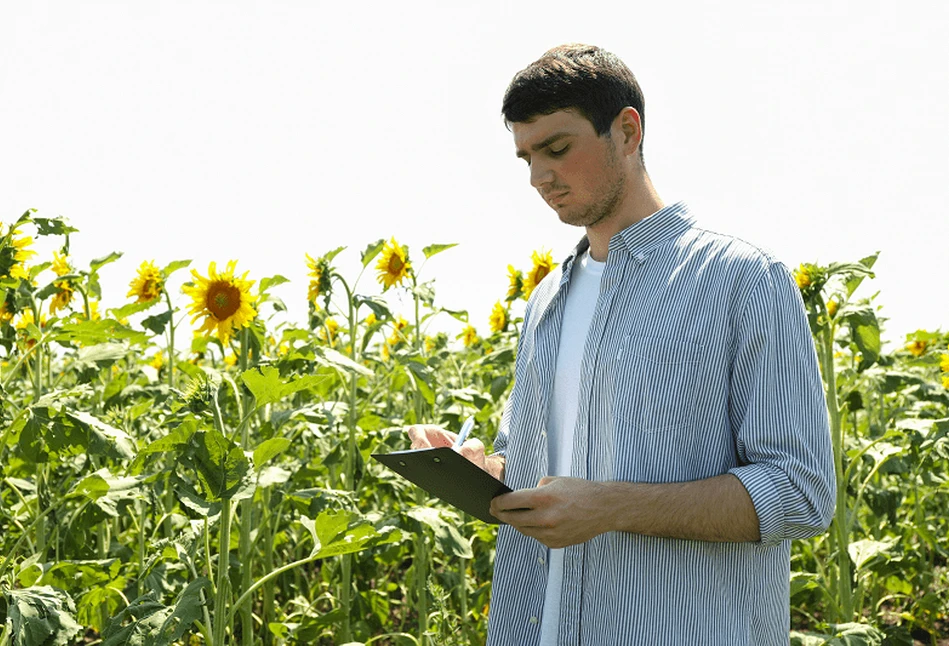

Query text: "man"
[408, 44, 835, 645]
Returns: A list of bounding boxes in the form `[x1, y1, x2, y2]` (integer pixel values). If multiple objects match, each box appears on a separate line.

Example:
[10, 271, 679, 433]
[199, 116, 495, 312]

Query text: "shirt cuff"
[728, 463, 786, 547]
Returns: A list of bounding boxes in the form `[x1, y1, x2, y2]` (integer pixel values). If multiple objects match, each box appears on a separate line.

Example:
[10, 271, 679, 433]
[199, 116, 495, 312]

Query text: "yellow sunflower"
[7, 227, 37, 279]
[127, 260, 164, 303]
[148, 351, 164, 371]
[319, 317, 340, 344]
[365, 312, 378, 327]
[458, 324, 478, 348]
[826, 299, 838, 318]
[943, 375, 949, 390]
[793, 264, 814, 290]
[375, 237, 412, 289]
[182, 260, 258, 345]
[305, 253, 332, 304]
[0, 299, 12, 324]
[489, 301, 507, 334]
[906, 340, 927, 357]
[51, 250, 71, 277]
[523, 250, 555, 299]
[940, 353, 949, 373]
[49, 281, 74, 315]
[505, 264, 523, 302]
[223, 352, 238, 367]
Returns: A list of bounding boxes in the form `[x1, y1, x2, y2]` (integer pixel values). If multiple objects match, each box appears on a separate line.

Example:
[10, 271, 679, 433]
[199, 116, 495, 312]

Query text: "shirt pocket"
[612, 335, 704, 435]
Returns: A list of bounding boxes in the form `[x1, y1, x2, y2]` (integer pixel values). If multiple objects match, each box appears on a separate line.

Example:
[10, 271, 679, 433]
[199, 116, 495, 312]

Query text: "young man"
[408, 44, 835, 645]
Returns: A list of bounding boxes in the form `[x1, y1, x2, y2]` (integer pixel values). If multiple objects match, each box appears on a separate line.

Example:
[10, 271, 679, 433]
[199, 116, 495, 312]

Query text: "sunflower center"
[206, 282, 242, 320]
[387, 254, 404, 274]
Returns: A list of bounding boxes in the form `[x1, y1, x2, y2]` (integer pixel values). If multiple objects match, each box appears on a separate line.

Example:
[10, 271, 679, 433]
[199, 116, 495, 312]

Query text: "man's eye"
[550, 145, 569, 156]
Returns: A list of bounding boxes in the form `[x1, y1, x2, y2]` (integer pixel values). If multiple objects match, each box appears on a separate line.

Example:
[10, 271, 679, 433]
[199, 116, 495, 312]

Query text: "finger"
[458, 438, 486, 465]
[537, 476, 556, 487]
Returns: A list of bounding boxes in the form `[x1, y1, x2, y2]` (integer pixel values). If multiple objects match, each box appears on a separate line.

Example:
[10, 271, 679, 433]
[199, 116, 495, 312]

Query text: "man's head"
[502, 44, 646, 161]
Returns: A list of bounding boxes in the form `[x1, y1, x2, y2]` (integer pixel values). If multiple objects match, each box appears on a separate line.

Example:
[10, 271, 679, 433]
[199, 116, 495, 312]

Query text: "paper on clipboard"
[372, 447, 512, 524]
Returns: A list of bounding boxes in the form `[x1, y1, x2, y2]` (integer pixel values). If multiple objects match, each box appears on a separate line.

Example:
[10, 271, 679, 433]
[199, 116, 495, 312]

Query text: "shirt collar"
[560, 201, 694, 272]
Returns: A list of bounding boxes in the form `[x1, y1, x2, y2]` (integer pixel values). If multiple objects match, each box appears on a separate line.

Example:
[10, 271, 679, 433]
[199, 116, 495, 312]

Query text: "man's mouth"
[545, 191, 569, 205]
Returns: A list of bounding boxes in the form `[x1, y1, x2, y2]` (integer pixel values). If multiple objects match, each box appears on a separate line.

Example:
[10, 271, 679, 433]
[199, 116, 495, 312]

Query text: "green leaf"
[51, 319, 148, 346]
[32, 217, 79, 236]
[159, 577, 212, 642]
[90, 251, 123, 272]
[6, 585, 84, 646]
[403, 359, 435, 406]
[310, 510, 401, 559]
[161, 259, 192, 277]
[843, 307, 880, 368]
[259, 274, 290, 297]
[101, 592, 170, 646]
[405, 507, 473, 558]
[109, 299, 161, 319]
[422, 243, 458, 259]
[848, 538, 896, 572]
[354, 294, 391, 320]
[844, 252, 879, 297]
[70, 468, 146, 517]
[187, 429, 251, 501]
[360, 239, 385, 268]
[141, 310, 172, 336]
[322, 246, 346, 263]
[317, 346, 373, 376]
[77, 342, 130, 365]
[253, 437, 292, 471]
[241, 365, 337, 409]
[65, 410, 137, 461]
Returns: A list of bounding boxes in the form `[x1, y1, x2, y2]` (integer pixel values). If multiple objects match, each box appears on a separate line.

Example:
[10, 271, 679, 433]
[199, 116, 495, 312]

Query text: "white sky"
[2, 1, 947, 347]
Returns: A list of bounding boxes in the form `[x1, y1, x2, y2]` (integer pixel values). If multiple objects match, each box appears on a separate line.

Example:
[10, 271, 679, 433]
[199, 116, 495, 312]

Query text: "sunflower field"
[0, 210, 947, 646]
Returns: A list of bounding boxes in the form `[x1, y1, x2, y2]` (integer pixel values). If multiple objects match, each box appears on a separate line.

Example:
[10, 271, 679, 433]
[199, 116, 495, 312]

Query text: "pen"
[452, 415, 476, 451]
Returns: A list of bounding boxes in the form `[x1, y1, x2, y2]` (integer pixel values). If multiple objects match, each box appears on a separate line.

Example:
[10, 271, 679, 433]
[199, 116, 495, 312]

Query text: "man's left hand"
[489, 477, 611, 548]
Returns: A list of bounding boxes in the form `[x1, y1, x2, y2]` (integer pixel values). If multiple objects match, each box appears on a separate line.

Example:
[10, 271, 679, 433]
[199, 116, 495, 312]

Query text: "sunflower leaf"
[87, 251, 123, 273]
[242, 365, 339, 409]
[422, 243, 458, 259]
[142, 310, 172, 336]
[322, 246, 346, 263]
[161, 259, 192, 277]
[360, 239, 385, 268]
[109, 299, 161, 319]
[32, 217, 79, 237]
[259, 274, 290, 298]
[354, 295, 391, 320]
[6, 585, 84, 646]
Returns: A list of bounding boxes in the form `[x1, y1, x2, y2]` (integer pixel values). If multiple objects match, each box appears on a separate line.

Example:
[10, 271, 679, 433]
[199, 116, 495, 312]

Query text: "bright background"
[2, 1, 947, 346]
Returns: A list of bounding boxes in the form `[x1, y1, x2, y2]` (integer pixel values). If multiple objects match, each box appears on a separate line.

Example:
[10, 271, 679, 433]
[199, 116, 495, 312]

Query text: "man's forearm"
[601, 474, 760, 542]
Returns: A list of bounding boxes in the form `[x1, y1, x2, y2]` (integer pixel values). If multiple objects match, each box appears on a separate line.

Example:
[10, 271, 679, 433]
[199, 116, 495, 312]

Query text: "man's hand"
[490, 476, 610, 549]
[405, 424, 505, 480]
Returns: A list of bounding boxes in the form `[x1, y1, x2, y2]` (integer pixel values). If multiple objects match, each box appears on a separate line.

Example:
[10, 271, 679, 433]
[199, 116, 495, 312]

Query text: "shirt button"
[529, 616, 539, 624]
[538, 556, 545, 565]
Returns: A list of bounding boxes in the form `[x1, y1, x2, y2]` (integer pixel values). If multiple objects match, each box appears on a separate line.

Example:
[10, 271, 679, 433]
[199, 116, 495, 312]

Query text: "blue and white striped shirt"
[487, 203, 835, 646]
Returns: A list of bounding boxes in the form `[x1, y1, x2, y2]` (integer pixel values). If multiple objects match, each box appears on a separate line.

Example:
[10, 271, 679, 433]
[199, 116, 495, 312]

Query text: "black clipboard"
[372, 447, 512, 524]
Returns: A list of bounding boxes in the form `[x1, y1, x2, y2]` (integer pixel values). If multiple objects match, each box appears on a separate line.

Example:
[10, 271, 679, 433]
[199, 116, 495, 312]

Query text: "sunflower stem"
[163, 287, 176, 390]
[238, 327, 254, 646]
[411, 279, 430, 644]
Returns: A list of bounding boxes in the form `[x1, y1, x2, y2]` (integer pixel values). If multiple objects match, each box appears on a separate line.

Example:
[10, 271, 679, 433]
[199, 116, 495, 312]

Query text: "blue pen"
[452, 415, 476, 451]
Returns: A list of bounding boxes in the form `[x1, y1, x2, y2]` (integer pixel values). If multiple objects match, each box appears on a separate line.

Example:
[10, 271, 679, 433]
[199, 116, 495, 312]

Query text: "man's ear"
[616, 107, 642, 157]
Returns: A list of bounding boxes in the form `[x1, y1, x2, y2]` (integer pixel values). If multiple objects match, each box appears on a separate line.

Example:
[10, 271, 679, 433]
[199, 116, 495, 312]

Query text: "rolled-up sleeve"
[727, 261, 836, 547]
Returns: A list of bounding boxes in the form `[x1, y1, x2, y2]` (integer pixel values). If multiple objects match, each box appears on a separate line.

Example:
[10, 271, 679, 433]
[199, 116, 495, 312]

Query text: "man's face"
[512, 109, 627, 229]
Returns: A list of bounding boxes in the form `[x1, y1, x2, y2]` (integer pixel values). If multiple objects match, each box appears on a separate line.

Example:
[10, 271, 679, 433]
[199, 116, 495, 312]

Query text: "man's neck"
[585, 174, 663, 262]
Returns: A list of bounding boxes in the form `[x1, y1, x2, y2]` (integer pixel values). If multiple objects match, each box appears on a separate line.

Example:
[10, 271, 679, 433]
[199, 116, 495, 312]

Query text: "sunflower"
[319, 317, 340, 344]
[489, 301, 507, 334]
[906, 340, 927, 357]
[458, 324, 478, 348]
[127, 260, 164, 303]
[148, 351, 164, 371]
[826, 299, 838, 318]
[51, 250, 71, 277]
[365, 312, 378, 327]
[793, 264, 815, 290]
[49, 280, 74, 315]
[305, 253, 333, 304]
[0, 298, 12, 324]
[505, 265, 523, 302]
[523, 250, 555, 299]
[387, 316, 409, 348]
[182, 260, 258, 345]
[6, 226, 36, 280]
[940, 353, 949, 373]
[375, 238, 412, 289]
[943, 375, 949, 390]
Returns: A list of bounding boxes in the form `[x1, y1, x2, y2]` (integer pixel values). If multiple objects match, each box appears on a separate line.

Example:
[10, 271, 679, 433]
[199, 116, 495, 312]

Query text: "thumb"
[537, 476, 556, 487]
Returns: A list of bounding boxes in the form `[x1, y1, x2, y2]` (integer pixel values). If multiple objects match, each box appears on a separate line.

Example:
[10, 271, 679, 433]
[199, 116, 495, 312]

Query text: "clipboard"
[372, 447, 512, 524]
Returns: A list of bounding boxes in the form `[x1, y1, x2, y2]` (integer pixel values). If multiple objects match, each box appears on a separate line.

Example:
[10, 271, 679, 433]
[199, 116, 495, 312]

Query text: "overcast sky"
[2, 1, 947, 347]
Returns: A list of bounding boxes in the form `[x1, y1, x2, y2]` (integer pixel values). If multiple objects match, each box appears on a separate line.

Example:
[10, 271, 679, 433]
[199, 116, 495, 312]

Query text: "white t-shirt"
[539, 249, 604, 645]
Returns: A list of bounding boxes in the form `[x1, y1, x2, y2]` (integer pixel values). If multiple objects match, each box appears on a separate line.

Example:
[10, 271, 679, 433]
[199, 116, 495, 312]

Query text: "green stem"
[164, 288, 176, 390]
[261, 489, 275, 646]
[819, 323, 853, 621]
[237, 329, 254, 646]
[213, 499, 233, 646]
[411, 284, 429, 643]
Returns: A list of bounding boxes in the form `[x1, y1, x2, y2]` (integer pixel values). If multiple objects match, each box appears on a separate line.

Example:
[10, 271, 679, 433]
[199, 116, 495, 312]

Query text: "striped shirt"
[487, 203, 836, 646]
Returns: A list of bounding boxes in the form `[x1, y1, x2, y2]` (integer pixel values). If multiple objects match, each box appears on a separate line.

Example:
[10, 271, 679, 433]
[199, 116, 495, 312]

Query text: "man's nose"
[530, 160, 554, 189]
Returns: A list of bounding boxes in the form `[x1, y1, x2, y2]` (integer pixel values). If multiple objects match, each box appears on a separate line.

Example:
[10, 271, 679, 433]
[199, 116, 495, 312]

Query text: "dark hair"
[502, 44, 646, 156]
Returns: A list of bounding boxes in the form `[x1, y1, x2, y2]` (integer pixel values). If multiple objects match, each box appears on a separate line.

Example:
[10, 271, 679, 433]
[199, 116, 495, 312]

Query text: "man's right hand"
[405, 424, 504, 481]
